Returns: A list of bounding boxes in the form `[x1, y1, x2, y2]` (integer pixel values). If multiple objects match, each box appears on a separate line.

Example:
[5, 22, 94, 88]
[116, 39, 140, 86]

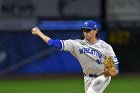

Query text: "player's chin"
[85, 37, 90, 40]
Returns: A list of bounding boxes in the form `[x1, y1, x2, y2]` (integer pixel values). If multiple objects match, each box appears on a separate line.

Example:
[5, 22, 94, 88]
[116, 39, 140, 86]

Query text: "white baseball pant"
[84, 74, 111, 93]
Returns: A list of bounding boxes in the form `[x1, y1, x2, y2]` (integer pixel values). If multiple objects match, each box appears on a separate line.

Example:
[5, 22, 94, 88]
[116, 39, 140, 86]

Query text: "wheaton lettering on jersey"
[79, 48, 102, 58]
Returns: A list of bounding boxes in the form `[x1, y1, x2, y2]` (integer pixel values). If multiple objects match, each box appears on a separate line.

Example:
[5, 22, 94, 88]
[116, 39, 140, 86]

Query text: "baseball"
[32, 27, 36, 31]
[32, 27, 38, 35]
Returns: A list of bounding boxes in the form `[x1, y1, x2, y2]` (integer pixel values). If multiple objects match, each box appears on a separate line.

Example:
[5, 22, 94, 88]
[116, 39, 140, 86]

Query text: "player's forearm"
[38, 32, 62, 48]
[32, 27, 62, 49]
[38, 32, 51, 44]
[32, 27, 51, 44]
[37, 33, 62, 48]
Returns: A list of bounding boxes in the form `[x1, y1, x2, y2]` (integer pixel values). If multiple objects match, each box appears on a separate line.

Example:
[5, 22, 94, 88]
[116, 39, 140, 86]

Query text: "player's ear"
[96, 29, 98, 32]
[93, 29, 98, 37]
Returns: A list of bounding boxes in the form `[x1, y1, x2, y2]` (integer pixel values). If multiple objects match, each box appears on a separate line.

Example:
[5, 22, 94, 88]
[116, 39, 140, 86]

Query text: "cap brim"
[81, 27, 93, 30]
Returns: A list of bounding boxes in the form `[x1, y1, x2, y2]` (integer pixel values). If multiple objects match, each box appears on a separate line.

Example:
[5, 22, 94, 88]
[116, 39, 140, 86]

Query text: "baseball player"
[32, 20, 119, 93]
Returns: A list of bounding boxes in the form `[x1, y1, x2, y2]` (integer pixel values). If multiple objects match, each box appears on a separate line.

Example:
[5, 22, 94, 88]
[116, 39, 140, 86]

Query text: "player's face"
[83, 29, 97, 40]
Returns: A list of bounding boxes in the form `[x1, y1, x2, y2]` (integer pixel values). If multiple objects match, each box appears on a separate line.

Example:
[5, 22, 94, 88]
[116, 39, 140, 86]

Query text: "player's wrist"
[37, 31, 43, 36]
[104, 68, 118, 77]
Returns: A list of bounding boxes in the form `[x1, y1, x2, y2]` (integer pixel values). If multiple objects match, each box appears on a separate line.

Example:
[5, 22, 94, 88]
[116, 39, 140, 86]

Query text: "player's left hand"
[103, 56, 118, 77]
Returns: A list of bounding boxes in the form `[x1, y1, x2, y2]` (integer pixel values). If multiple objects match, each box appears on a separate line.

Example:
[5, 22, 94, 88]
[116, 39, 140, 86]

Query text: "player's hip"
[84, 74, 111, 93]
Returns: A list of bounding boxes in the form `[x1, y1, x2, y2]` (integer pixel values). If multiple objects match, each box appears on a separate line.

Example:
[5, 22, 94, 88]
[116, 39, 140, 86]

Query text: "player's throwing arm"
[32, 27, 62, 49]
[32, 27, 51, 44]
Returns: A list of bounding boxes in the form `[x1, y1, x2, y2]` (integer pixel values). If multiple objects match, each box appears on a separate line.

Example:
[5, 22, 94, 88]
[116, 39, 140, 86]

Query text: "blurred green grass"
[0, 75, 140, 93]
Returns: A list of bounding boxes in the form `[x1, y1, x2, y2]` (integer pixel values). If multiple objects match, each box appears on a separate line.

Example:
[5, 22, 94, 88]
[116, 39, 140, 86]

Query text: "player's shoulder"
[99, 39, 112, 49]
[65, 39, 82, 42]
[75, 39, 88, 45]
[64, 39, 84, 44]
[69, 39, 88, 45]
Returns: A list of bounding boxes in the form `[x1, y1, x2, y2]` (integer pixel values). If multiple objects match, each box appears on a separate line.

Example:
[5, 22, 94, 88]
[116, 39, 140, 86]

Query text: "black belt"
[83, 73, 98, 78]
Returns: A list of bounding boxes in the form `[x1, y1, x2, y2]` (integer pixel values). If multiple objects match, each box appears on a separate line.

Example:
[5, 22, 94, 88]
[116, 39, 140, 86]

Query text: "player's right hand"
[31, 27, 41, 36]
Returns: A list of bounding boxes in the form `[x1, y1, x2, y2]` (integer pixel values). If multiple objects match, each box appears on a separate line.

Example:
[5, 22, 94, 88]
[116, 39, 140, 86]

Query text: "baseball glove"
[103, 56, 116, 72]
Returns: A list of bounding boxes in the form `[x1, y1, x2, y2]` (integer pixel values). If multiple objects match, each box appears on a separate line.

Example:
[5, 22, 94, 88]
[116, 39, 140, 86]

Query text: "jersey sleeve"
[107, 45, 119, 65]
[60, 39, 76, 52]
[107, 45, 119, 72]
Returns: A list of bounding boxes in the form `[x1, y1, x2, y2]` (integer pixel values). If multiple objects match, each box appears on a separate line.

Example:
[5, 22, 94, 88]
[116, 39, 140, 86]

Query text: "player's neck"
[86, 38, 97, 45]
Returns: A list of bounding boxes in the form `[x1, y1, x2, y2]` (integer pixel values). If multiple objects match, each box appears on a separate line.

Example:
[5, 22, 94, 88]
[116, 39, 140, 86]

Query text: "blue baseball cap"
[81, 20, 98, 30]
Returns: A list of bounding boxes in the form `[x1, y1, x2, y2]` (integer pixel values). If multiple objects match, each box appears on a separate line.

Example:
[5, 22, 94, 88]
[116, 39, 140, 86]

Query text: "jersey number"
[96, 59, 102, 64]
